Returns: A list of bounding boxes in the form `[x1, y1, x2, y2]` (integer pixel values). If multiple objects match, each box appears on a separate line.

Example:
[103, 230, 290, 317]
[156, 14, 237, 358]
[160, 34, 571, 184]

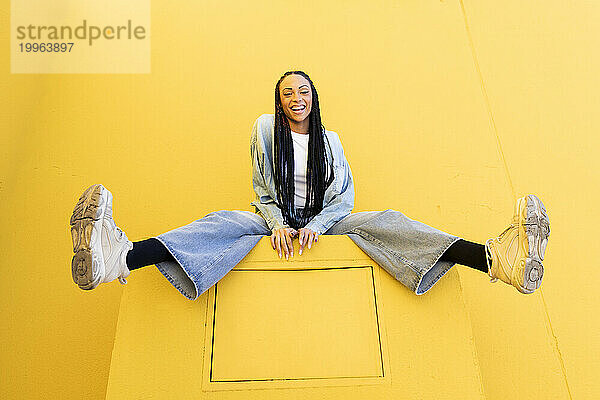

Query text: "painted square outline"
[201, 263, 391, 392]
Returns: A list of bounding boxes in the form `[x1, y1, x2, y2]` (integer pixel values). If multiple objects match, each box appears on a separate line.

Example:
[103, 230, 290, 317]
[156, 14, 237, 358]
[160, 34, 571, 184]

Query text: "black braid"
[273, 70, 335, 230]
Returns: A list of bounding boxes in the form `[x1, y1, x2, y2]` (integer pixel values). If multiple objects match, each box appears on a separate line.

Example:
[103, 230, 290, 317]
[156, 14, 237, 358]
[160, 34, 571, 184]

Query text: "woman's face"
[279, 74, 313, 127]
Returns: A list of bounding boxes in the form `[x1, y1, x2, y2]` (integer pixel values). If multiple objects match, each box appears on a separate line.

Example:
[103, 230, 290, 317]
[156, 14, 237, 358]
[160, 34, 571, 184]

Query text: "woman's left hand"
[297, 228, 319, 255]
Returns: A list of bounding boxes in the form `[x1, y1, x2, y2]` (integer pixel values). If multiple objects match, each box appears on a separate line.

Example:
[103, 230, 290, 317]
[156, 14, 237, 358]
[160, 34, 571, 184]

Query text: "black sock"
[440, 239, 489, 274]
[126, 238, 174, 271]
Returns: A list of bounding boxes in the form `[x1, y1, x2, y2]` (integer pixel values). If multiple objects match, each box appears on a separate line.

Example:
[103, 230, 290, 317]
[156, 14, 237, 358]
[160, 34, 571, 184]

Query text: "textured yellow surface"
[106, 236, 482, 399]
[456, 1, 600, 399]
[1, 0, 598, 399]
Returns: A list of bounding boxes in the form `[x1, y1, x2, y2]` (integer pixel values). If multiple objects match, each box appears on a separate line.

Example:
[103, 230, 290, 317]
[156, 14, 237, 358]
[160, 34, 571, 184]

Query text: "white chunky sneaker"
[100, 188, 133, 286]
[70, 184, 132, 290]
[485, 194, 550, 294]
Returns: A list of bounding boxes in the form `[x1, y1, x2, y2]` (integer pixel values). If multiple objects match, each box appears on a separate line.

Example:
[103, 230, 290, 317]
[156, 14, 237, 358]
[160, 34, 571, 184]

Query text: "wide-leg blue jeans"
[154, 210, 461, 301]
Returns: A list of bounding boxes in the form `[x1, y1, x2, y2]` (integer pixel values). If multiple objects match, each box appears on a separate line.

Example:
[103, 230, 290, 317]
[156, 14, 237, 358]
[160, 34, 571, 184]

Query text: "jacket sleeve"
[250, 117, 290, 233]
[303, 133, 355, 235]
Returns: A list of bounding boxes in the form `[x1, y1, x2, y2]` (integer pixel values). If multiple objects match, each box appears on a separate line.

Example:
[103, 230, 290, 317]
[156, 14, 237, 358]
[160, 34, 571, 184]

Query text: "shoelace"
[497, 222, 516, 240]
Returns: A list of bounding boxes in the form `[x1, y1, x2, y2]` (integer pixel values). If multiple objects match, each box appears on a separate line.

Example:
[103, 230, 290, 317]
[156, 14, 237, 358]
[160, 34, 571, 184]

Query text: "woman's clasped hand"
[270, 227, 319, 260]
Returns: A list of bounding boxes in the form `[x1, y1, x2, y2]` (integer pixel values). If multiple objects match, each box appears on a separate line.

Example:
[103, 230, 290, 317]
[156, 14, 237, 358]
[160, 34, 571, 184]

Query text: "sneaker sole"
[525, 194, 550, 261]
[70, 184, 108, 290]
[517, 194, 549, 293]
[519, 257, 544, 294]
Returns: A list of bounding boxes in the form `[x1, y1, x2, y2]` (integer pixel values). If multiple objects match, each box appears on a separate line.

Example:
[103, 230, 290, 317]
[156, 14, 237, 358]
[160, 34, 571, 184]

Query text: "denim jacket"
[250, 114, 355, 235]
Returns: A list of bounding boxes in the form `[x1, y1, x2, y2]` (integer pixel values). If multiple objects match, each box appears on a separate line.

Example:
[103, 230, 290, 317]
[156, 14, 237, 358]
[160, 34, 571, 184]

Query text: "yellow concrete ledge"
[106, 236, 483, 399]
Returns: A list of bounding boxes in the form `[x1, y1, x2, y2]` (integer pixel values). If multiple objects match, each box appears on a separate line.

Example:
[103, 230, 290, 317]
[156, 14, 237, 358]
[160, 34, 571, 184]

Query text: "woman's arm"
[250, 116, 290, 233]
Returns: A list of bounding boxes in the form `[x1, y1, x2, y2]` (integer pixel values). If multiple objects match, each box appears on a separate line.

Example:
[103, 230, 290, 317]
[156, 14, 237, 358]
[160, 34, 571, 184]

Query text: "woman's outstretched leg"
[70, 184, 271, 300]
[441, 194, 550, 294]
[324, 209, 460, 295]
[153, 209, 270, 300]
[429, 195, 549, 294]
[71, 184, 174, 290]
[325, 194, 550, 296]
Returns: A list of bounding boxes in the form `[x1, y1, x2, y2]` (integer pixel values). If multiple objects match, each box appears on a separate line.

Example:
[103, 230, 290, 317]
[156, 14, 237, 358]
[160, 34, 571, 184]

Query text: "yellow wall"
[1, 0, 598, 399]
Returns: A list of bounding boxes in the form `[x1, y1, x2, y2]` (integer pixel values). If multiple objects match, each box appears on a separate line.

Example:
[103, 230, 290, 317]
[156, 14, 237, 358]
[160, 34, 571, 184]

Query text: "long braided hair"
[273, 71, 335, 230]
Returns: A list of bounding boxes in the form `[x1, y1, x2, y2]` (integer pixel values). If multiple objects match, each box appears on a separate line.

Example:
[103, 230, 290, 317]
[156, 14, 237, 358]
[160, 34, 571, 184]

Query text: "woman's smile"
[290, 104, 307, 115]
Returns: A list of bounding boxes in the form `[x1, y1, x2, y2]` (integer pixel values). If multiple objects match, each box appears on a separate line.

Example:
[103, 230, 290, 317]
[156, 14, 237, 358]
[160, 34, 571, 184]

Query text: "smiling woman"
[271, 71, 335, 242]
[69, 70, 550, 300]
[278, 74, 313, 132]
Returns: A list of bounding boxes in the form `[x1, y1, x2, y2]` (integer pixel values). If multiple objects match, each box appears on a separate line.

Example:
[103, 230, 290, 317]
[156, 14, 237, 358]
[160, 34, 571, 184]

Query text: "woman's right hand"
[270, 228, 297, 260]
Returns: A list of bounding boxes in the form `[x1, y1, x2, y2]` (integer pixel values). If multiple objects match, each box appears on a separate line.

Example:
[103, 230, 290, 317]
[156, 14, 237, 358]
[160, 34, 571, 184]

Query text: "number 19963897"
[19, 42, 74, 52]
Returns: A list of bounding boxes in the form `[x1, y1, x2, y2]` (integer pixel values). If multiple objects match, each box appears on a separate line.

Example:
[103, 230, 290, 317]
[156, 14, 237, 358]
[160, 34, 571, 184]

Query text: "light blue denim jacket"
[250, 114, 355, 235]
